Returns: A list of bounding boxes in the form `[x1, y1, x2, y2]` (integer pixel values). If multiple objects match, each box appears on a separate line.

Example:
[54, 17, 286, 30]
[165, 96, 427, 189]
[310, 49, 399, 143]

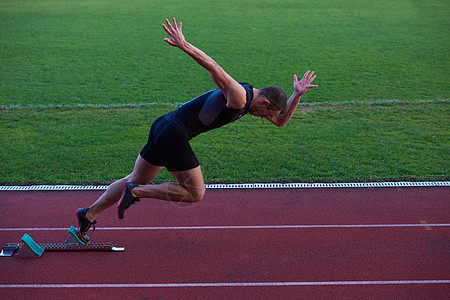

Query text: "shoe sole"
[117, 181, 140, 219]
[76, 210, 90, 244]
[117, 181, 128, 219]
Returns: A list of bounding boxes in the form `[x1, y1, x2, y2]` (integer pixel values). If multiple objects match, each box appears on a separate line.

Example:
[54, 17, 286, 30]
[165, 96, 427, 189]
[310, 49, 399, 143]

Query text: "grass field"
[1, 0, 449, 184]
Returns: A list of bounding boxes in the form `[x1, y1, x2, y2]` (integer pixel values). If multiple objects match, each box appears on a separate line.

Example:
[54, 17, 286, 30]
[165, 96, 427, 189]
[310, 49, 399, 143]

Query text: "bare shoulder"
[225, 81, 247, 109]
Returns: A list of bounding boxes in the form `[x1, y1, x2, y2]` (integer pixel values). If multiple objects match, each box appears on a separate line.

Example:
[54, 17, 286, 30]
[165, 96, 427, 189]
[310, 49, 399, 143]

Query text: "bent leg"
[86, 155, 163, 221]
[132, 165, 206, 203]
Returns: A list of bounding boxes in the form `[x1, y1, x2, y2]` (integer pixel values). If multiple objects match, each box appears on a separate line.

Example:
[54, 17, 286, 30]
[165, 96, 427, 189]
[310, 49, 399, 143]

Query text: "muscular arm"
[266, 71, 318, 127]
[162, 18, 246, 109]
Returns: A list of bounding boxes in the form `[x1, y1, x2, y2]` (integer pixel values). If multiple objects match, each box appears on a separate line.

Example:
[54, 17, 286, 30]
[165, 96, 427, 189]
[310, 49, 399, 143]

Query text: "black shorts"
[140, 116, 200, 172]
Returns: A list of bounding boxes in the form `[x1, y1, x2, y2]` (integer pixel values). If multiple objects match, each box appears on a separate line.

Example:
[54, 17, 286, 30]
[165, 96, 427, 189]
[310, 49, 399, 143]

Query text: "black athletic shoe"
[77, 207, 97, 244]
[117, 182, 140, 219]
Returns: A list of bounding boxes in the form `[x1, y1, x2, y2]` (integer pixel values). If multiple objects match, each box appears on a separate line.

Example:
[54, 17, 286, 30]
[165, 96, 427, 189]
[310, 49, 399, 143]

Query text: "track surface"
[0, 187, 449, 299]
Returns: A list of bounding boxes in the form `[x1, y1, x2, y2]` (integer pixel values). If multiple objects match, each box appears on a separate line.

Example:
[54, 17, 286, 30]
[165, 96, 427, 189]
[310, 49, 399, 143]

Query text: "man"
[76, 18, 318, 243]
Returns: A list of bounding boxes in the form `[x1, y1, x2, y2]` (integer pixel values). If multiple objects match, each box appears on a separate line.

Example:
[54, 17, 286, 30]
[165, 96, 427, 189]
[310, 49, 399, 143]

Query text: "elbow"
[271, 114, 289, 127]
[274, 119, 287, 127]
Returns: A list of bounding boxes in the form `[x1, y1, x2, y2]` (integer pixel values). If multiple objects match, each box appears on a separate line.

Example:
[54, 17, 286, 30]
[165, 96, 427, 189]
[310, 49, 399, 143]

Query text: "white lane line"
[1, 181, 449, 190]
[1, 224, 449, 231]
[1, 98, 448, 110]
[0, 280, 449, 288]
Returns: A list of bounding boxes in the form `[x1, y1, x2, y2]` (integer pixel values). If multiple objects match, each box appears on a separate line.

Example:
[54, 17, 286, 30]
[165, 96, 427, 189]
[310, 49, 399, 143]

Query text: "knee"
[189, 186, 206, 203]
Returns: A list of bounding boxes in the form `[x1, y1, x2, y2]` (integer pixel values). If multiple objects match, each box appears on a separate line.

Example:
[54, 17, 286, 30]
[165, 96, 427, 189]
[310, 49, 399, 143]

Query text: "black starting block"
[0, 226, 124, 258]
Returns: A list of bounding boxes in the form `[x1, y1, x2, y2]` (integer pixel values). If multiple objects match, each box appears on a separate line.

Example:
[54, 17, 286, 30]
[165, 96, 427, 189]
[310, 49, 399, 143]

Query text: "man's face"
[249, 101, 281, 119]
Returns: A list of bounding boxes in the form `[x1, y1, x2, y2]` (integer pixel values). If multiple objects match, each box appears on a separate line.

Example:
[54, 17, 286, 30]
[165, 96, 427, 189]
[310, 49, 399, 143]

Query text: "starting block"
[0, 226, 124, 258]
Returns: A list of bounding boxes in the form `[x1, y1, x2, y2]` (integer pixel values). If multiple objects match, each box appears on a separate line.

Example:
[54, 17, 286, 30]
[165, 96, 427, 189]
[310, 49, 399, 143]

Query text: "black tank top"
[164, 83, 253, 140]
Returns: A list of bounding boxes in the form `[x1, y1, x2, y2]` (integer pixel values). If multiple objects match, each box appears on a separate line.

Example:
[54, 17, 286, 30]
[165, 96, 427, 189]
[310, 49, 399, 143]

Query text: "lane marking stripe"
[1, 181, 449, 191]
[0, 280, 449, 288]
[1, 98, 448, 110]
[1, 224, 449, 231]
[419, 220, 432, 230]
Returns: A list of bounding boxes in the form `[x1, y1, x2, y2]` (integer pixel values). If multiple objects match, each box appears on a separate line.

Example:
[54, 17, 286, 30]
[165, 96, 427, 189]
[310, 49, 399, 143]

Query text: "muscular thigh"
[128, 155, 164, 185]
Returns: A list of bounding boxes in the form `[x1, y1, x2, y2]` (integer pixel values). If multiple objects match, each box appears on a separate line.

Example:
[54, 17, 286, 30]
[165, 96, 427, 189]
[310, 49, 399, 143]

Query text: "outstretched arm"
[162, 18, 246, 109]
[268, 71, 318, 127]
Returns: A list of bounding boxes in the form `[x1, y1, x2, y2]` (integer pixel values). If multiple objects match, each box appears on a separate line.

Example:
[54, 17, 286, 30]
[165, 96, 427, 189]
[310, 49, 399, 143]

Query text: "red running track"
[0, 187, 449, 299]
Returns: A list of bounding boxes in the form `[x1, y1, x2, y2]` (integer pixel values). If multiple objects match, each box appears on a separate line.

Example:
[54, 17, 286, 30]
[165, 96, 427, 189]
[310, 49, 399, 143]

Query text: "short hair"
[258, 86, 287, 112]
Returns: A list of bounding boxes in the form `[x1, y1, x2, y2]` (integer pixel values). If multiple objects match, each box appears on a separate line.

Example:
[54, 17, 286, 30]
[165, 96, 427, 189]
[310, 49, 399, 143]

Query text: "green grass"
[0, 0, 449, 184]
[1, 102, 448, 184]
